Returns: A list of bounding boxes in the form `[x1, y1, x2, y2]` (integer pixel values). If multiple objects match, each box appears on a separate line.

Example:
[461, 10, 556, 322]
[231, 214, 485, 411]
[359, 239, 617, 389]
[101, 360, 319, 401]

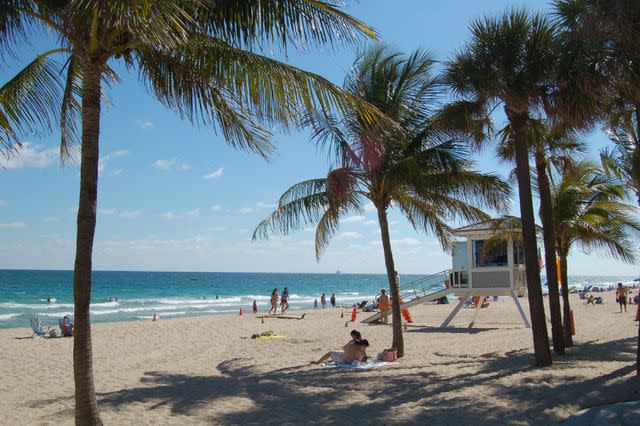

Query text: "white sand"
[0, 290, 638, 425]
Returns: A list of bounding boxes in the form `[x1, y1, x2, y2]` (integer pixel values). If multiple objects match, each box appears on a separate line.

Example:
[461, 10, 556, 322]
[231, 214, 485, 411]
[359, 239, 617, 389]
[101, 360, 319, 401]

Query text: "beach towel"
[320, 360, 396, 369]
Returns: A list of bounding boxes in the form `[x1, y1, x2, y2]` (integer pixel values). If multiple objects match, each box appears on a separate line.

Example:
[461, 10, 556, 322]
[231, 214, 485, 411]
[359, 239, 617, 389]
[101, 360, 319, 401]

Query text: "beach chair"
[30, 316, 49, 338]
[356, 300, 368, 310]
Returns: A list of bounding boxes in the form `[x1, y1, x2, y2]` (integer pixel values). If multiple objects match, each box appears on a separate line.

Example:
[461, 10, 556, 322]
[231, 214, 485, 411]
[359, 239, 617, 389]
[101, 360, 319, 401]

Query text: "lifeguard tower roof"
[453, 219, 522, 237]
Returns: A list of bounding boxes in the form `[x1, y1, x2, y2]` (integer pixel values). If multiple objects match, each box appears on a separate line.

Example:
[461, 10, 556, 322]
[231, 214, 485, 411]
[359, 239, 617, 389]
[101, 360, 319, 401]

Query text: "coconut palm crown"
[253, 45, 511, 357]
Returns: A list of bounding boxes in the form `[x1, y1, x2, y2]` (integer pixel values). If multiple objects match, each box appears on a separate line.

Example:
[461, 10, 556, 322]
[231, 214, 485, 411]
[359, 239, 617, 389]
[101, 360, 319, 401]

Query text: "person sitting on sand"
[269, 288, 279, 315]
[311, 337, 369, 365]
[585, 294, 595, 306]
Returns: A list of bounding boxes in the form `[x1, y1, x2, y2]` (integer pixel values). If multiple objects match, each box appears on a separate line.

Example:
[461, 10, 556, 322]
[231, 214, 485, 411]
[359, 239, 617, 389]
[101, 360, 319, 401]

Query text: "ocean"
[0, 269, 635, 329]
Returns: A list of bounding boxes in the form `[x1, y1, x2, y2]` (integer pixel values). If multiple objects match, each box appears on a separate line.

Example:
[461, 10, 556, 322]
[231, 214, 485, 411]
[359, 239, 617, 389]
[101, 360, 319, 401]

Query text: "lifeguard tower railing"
[450, 266, 526, 296]
[397, 270, 451, 300]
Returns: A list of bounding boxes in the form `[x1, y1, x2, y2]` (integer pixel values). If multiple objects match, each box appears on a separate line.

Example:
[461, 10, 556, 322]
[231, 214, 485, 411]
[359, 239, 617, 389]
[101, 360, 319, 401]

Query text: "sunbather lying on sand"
[311, 336, 369, 365]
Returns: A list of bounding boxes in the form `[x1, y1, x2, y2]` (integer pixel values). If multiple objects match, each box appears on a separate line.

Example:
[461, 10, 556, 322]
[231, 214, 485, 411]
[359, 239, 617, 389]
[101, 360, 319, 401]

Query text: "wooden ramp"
[361, 288, 454, 324]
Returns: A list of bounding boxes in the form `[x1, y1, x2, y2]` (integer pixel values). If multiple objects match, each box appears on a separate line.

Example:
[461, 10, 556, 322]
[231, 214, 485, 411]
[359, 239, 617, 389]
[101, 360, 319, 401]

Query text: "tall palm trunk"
[73, 59, 103, 425]
[376, 204, 404, 357]
[507, 109, 552, 366]
[535, 152, 565, 355]
[559, 254, 573, 347]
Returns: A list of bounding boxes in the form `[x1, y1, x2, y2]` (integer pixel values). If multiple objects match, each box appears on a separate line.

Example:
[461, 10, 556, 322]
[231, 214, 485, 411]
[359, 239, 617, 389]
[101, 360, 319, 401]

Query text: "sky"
[0, 0, 637, 275]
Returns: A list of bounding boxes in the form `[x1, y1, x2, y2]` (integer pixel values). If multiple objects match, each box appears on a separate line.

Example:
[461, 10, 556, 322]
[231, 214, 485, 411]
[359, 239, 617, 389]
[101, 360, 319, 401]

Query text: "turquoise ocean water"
[0, 269, 635, 329]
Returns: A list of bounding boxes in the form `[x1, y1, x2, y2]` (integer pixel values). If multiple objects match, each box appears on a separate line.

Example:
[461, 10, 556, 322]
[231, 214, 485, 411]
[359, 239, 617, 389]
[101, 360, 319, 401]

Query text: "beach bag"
[382, 348, 397, 362]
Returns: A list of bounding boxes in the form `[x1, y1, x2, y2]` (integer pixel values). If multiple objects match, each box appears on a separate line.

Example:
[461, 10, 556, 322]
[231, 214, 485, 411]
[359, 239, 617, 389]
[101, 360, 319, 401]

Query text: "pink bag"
[382, 348, 397, 362]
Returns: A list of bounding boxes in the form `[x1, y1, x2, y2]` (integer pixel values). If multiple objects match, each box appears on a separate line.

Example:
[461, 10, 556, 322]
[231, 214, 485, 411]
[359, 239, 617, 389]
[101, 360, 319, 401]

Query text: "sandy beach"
[1, 290, 638, 425]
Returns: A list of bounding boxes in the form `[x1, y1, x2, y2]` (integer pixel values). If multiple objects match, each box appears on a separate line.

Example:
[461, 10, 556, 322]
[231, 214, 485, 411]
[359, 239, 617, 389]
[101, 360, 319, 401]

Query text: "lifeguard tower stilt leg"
[440, 291, 471, 328]
[511, 290, 531, 328]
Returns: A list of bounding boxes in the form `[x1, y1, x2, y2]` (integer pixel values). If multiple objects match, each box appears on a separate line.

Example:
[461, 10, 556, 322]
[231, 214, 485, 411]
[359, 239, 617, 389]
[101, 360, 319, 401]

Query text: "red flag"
[538, 248, 544, 270]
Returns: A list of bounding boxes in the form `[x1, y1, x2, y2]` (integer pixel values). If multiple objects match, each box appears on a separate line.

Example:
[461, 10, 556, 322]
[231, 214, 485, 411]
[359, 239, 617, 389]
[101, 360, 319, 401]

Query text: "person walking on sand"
[252, 300, 258, 314]
[330, 293, 336, 308]
[269, 288, 279, 315]
[378, 289, 389, 324]
[616, 282, 628, 313]
[321, 293, 326, 309]
[281, 287, 290, 314]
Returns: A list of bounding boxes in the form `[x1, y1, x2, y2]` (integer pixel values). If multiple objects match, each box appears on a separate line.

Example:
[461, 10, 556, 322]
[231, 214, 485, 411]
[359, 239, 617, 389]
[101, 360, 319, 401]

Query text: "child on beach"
[314, 299, 318, 309]
[269, 288, 279, 315]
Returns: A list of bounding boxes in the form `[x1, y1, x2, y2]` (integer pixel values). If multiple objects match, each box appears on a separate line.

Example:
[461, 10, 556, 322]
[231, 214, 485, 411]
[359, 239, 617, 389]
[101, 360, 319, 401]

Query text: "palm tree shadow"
[94, 337, 638, 424]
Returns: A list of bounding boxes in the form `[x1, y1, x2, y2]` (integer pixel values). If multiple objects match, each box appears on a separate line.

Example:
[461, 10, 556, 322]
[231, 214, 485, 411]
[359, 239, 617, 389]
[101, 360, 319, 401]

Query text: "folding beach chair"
[30, 316, 50, 338]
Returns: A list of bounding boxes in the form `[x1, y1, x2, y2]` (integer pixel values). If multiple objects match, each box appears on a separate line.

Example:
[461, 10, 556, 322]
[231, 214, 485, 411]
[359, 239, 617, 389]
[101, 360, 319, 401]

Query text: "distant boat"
[336, 270, 341, 274]
[190, 278, 198, 281]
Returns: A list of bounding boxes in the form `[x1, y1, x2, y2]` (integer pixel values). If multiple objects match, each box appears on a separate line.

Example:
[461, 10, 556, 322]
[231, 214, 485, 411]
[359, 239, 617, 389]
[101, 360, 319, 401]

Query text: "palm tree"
[444, 9, 557, 366]
[552, 161, 640, 317]
[497, 119, 585, 353]
[555, 0, 640, 375]
[1, 1, 381, 423]
[253, 45, 511, 358]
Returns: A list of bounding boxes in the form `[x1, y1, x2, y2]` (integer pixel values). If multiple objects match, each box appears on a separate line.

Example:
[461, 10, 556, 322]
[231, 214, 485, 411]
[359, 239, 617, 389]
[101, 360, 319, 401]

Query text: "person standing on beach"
[330, 293, 336, 308]
[616, 283, 628, 313]
[378, 289, 389, 324]
[321, 293, 326, 309]
[252, 300, 258, 314]
[269, 288, 279, 315]
[281, 287, 290, 314]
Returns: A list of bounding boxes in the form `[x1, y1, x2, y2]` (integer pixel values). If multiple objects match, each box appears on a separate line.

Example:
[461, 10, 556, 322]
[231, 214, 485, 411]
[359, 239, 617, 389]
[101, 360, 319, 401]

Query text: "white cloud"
[240, 207, 254, 214]
[208, 226, 225, 232]
[256, 202, 276, 209]
[364, 219, 377, 226]
[99, 208, 118, 216]
[303, 227, 315, 233]
[179, 163, 192, 171]
[160, 212, 177, 220]
[0, 222, 25, 229]
[337, 231, 362, 240]
[44, 216, 59, 222]
[110, 168, 123, 176]
[153, 159, 175, 171]
[210, 204, 223, 212]
[186, 209, 200, 218]
[239, 228, 250, 234]
[0, 143, 58, 169]
[389, 220, 399, 225]
[137, 119, 154, 129]
[203, 167, 224, 180]
[99, 150, 129, 174]
[392, 238, 421, 246]
[0, 200, 8, 207]
[342, 215, 366, 224]
[364, 202, 376, 212]
[120, 210, 141, 218]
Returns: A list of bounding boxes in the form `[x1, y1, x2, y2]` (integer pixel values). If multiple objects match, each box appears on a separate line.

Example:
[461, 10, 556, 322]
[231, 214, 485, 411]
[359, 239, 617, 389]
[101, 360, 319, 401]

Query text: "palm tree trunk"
[535, 152, 565, 355]
[376, 204, 404, 357]
[507, 110, 552, 366]
[559, 254, 573, 347]
[73, 59, 103, 425]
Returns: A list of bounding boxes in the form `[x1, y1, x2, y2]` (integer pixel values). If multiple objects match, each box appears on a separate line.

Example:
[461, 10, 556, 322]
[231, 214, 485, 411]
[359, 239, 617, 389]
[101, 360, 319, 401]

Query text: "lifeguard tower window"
[473, 240, 508, 267]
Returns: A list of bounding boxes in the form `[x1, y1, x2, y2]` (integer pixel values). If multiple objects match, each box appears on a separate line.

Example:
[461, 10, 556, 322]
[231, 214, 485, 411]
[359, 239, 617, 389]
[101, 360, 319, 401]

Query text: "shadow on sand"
[89, 336, 639, 424]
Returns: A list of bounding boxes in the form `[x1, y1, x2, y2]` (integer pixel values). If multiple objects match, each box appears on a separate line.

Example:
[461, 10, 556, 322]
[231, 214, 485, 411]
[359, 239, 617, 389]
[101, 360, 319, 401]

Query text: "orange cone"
[152, 312, 157, 322]
[239, 308, 243, 316]
[351, 307, 357, 322]
[340, 310, 344, 318]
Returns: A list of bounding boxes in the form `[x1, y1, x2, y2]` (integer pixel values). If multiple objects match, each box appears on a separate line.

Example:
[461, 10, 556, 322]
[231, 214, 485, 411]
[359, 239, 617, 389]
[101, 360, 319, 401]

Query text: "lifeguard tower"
[362, 220, 531, 328]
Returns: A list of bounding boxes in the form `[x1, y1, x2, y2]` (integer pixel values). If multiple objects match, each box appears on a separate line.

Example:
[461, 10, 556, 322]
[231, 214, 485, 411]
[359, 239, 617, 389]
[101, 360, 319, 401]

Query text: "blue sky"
[0, 0, 637, 275]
